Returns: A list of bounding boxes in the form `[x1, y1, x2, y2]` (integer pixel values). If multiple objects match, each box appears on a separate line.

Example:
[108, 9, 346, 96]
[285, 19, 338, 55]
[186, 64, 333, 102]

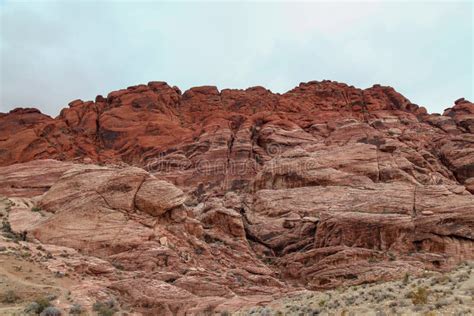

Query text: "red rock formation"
[1, 81, 471, 191]
[0, 80, 472, 313]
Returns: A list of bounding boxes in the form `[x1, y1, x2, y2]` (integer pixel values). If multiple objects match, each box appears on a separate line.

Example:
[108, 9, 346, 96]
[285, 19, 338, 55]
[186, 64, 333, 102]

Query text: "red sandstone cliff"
[1, 81, 472, 192]
[0, 81, 472, 314]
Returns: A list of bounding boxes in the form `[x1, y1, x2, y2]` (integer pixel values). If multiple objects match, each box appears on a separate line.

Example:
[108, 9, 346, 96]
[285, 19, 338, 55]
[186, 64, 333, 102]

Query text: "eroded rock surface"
[0, 81, 473, 314]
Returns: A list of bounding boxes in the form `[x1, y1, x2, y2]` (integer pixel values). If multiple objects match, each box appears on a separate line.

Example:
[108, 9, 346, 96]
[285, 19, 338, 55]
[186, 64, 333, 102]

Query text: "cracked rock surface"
[0, 81, 473, 314]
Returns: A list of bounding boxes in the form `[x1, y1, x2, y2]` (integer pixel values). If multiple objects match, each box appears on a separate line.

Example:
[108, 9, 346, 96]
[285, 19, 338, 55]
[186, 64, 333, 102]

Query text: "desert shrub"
[39, 306, 61, 316]
[410, 287, 429, 305]
[31, 206, 42, 212]
[318, 299, 326, 307]
[36, 296, 52, 312]
[368, 257, 376, 263]
[435, 298, 450, 309]
[25, 297, 54, 316]
[69, 303, 84, 315]
[25, 302, 41, 314]
[1, 220, 12, 233]
[457, 272, 469, 282]
[46, 294, 57, 301]
[259, 307, 273, 316]
[93, 300, 117, 316]
[327, 299, 341, 309]
[344, 295, 356, 305]
[388, 252, 396, 261]
[1, 220, 16, 239]
[1, 289, 18, 303]
[25, 296, 53, 314]
[455, 296, 464, 304]
[403, 272, 410, 285]
[388, 301, 398, 308]
[194, 247, 204, 255]
[111, 261, 124, 270]
[262, 256, 274, 264]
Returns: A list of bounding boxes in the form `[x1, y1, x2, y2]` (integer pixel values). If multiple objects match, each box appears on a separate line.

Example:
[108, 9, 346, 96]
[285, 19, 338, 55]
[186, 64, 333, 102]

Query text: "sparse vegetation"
[1, 219, 19, 241]
[237, 261, 474, 315]
[31, 206, 42, 212]
[24, 296, 53, 314]
[403, 272, 410, 285]
[409, 286, 429, 305]
[69, 303, 84, 315]
[1, 289, 18, 303]
[36, 296, 53, 313]
[435, 298, 450, 309]
[39, 306, 61, 316]
[111, 261, 124, 270]
[93, 299, 117, 316]
[25, 302, 41, 314]
[435, 275, 450, 284]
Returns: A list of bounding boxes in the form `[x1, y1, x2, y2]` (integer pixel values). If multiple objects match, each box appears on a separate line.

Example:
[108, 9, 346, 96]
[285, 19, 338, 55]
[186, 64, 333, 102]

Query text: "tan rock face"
[135, 178, 185, 216]
[0, 80, 473, 313]
[0, 159, 77, 197]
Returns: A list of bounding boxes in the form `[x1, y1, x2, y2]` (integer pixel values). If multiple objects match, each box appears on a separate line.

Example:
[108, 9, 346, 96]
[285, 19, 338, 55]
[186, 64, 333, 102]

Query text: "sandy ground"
[0, 196, 132, 316]
[0, 254, 77, 315]
[0, 197, 76, 315]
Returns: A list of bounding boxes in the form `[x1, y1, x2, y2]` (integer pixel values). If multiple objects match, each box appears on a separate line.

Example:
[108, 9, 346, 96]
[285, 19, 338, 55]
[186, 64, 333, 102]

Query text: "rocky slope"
[0, 81, 473, 314]
[237, 261, 474, 316]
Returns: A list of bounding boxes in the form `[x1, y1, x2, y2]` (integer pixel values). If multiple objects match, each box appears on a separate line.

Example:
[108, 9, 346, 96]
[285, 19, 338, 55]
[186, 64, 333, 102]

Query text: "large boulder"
[135, 178, 185, 216]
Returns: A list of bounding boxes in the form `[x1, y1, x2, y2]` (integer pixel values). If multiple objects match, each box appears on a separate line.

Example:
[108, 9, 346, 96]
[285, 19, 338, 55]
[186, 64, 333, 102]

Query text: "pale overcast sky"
[0, 1, 472, 116]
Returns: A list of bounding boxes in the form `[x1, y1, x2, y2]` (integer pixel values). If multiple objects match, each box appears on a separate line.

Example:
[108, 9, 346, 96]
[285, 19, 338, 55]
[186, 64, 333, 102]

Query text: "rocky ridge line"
[0, 80, 472, 314]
